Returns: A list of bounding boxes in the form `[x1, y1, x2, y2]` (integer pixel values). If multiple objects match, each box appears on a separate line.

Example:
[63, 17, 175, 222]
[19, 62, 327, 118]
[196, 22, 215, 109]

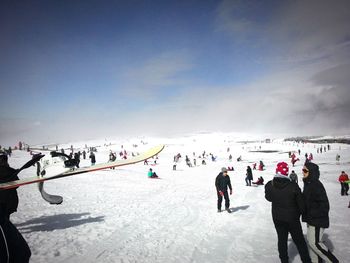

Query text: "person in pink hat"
[265, 162, 311, 263]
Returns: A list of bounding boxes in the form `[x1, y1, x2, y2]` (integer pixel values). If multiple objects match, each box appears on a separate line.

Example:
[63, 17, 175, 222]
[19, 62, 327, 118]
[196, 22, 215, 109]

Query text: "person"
[253, 163, 257, 170]
[0, 153, 19, 219]
[0, 207, 31, 263]
[245, 166, 253, 186]
[338, 171, 349, 196]
[335, 154, 340, 163]
[265, 162, 311, 263]
[289, 170, 298, 184]
[259, 160, 265, 171]
[302, 162, 339, 263]
[0, 153, 31, 262]
[89, 152, 96, 166]
[252, 176, 264, 185]
[147, 168, 158, 178]
[215, 167, 232, 213]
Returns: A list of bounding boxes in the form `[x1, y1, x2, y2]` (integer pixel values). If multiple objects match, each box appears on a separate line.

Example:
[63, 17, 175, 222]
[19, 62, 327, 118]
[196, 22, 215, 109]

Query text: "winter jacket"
[215, 173, 232, 192]
[302, 162, 330, 228]
[338, 173, 349, 183]
[289, 172, 298, 183]
[0, 165, 19, 217]
[246, 167, 253, 180]
[265, 176, 305, 223]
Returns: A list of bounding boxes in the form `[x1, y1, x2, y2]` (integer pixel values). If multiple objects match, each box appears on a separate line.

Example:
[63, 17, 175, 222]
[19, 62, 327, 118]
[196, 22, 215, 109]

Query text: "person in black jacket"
[215, 167, 232, 213]
[0, 153, 19, 219]
[265, 162, 311, 263]
[0, 207, 31, 263]
[302, 162, 339, 263]
[0, 153, 31, 263]
[245, 166, 253, 186]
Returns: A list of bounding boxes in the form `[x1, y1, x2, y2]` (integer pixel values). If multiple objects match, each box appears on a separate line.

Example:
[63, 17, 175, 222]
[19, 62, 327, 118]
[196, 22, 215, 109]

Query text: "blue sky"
[1, 0, 350, 145]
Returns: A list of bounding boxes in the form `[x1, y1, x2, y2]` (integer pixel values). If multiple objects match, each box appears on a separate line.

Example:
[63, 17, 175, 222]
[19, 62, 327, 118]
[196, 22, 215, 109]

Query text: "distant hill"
[284, 136, 350, 144]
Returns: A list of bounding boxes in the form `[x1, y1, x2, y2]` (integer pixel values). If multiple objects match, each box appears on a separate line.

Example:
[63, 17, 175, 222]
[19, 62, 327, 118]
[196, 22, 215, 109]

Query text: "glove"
[219, 191, 224, 197]
[230, 190, 232, 195]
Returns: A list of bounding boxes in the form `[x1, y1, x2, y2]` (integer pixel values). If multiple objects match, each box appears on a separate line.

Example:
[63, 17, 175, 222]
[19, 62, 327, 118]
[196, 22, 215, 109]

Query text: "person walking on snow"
[338, 171, 349, 196]
[89, 152, 96, 166]
[215, 167, 232, 213]
[265, 162, 311, 263]
[302, 162, 339, 263]
[245, 166, 253, 186]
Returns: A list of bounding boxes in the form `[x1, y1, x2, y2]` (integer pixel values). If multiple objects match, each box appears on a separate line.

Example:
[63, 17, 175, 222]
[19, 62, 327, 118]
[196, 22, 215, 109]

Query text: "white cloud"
[119, 51, 194, 99]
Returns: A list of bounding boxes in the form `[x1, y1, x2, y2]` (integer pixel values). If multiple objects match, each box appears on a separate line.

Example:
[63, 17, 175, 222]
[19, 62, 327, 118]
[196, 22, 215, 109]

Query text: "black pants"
[217, 191, 230, 210]
[0, 216, 31, 263]
[340, 182, 349, 195]
[245, 177, 252, 186]
[273, 219, 311, 263]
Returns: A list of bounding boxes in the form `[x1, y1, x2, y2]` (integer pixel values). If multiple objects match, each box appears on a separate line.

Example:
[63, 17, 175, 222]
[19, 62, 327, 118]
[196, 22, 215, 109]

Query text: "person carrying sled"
[265, 162, 311, 263]
[302, 162, 339, 263]
[215, 167, 232, 213]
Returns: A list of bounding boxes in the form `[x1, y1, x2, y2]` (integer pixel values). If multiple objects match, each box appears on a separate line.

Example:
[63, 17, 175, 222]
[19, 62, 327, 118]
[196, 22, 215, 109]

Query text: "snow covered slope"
[7, 134, 350, 262]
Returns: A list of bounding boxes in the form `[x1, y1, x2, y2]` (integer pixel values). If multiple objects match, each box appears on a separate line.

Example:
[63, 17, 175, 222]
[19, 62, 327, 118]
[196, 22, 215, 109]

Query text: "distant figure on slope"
[185, 155, 192, 167]
[89, 152, 96, 166]
[74, 152, 80, 168]
[252, 163, 257, 170]
[245, 166, 253, 186]
[109, 151, 116, 170]
[252, 176, 264, 186]
[308, 153, 313, 161]
[265, 162, 311, 263]
[215, 167, 232, 213]
[289, 170, 298, 184]
[147, 168, 158, 178]
[258, 160, 265, 171]
[338, 171, 349, 196]
[335, 154, 340, 163]
[301, 162, 339, 263]
[291, 153, 299, 167]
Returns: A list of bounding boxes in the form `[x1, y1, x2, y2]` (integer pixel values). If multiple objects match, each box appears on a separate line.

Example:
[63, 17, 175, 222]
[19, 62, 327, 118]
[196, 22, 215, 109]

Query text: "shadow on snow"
[230, 205, 250, 213]
[15, 212, 105, 233]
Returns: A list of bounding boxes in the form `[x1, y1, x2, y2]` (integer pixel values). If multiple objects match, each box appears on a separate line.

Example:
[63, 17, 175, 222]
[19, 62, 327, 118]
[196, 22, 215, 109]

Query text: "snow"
[7, 133, 350, 262]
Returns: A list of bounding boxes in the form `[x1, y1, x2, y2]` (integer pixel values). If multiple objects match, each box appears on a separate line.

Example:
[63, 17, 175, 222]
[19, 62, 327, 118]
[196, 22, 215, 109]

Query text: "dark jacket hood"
[303, 162, 320, 183]
[272, 176, 290, 189]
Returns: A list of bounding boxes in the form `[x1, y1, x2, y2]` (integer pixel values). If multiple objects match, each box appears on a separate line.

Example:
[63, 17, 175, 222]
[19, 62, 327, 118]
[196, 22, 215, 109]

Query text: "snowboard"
[0, 144, 165, 190]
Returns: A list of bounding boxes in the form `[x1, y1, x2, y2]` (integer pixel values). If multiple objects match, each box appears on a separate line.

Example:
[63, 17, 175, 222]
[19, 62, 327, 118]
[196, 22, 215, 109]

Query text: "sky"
[1, 0, 350, 145]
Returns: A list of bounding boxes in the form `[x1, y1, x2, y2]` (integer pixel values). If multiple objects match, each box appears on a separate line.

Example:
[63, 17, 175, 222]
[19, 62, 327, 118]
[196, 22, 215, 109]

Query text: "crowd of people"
[0, 140, 348, 263]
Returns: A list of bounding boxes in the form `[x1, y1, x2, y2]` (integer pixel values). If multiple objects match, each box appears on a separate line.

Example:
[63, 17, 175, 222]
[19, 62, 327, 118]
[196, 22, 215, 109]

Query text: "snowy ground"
[8, 133, 350, 262]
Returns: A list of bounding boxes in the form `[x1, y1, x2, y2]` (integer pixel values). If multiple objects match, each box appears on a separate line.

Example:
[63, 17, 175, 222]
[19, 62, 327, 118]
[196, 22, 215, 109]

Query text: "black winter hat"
[305, 162, 320, 179]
